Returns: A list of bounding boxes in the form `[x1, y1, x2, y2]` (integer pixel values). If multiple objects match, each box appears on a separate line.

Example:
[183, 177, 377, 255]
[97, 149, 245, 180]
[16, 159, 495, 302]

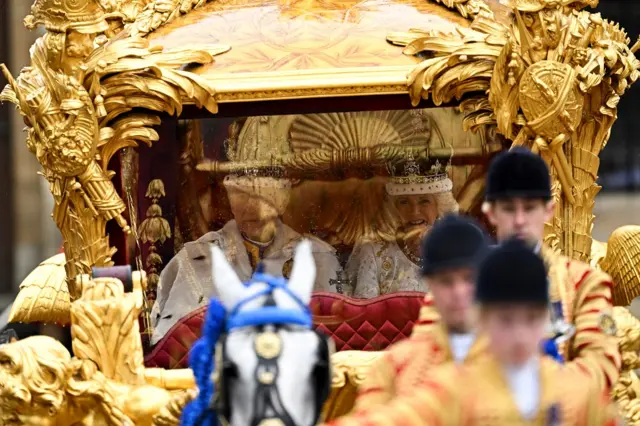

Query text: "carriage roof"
[140, 0, 481, 104]
[116, 0, 515, 111]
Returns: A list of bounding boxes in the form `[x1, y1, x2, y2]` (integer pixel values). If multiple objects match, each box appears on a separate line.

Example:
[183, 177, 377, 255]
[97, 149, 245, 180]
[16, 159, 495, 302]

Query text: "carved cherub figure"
[0, 336, 74, 426]
[0, 335, 176, 426]
[0, 271, 192, 426]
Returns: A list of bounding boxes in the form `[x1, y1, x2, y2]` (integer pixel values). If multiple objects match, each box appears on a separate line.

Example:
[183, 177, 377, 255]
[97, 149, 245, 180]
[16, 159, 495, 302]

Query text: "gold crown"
[389, 158, 448, 185]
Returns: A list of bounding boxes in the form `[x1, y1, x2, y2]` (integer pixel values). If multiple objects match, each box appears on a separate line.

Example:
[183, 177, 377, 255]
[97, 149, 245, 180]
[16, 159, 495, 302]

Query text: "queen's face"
[393, 194, 439, 234]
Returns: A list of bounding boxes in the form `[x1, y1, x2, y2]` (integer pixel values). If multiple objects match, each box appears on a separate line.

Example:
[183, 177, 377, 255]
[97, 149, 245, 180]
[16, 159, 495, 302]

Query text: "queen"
[346, 158, 459, 298]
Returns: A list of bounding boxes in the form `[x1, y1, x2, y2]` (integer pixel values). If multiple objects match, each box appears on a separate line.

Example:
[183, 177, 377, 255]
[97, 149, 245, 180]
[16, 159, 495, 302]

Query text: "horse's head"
[212, 240, 333, 426]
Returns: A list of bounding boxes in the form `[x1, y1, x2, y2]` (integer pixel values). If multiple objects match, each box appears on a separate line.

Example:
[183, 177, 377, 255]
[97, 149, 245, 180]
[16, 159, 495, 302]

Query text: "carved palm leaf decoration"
[389, 2, 639, 276]
[0, 17, 229, 318]
[287, 111, 437, 245]
[83, 37, 227, 168]
[387, 17, 508, 133]
[70, 278, 146, 385]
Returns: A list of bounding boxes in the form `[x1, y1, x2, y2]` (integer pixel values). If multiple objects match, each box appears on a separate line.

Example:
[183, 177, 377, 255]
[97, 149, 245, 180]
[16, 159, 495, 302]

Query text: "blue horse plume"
[180, 268, 313, 426]
[180, 297, 226, 426]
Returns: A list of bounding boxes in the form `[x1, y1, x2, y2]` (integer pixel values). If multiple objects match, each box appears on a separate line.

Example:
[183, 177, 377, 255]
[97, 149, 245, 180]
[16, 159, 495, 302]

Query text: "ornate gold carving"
[330, 350, 384, 387]
[0, 272, 183, 425]
[322, 350, 385, 421]
[8, 253, 72, 325]
[71, 272, 147, 383]
[152, 389, 197, 426]
[1, 2, 229, 299]
[130, 0, 211, 37]
[214, 84, 410, 102]
[139, 179, 172, 304]
[24, 0, 111, 34]
[430, 0, 493, 20]
[389, 0, 638, 262]
[612, 307, 640, 425]
[592, 225, 640, 306]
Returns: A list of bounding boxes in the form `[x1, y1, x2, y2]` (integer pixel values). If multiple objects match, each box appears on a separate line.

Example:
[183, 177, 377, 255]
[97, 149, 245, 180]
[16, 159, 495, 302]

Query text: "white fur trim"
[385, 177, 453, 196]
[223, 175, 292, 190]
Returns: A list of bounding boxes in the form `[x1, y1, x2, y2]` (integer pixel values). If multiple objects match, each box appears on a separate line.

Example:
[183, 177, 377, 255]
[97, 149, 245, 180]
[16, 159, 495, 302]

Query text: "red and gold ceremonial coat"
[353, 294, 488, 411]
[541, 246, 621, 391]
[354, 246, 620, 412]
[328, 355, 618, 426]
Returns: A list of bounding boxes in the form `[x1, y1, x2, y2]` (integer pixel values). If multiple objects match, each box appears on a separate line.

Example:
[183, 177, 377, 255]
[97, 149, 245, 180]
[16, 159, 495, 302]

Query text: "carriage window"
[168, 109, 501, 303]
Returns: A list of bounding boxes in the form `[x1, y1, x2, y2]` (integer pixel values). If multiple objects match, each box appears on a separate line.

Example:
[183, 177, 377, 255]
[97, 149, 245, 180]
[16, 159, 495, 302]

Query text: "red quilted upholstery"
[144, 291, 426, 369]
[310, 292, 424, 351]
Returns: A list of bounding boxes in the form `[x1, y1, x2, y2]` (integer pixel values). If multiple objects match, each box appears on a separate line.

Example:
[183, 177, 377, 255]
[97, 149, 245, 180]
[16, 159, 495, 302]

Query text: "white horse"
[212, 240, 332, 426]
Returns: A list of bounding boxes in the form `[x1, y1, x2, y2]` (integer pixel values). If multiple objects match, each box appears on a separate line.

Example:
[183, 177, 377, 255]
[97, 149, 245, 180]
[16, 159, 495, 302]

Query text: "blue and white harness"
[225, 273, 313, 332]
[181, 270, 330, 426]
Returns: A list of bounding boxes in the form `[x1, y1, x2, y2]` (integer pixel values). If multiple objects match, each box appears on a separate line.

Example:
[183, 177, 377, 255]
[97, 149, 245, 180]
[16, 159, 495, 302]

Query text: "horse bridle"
[213, 277, 333, 426]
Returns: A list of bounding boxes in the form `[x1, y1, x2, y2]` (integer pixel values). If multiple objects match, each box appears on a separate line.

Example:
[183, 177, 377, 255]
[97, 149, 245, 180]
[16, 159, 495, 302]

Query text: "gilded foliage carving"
[0, 273, 193, 426]
[612, 307, 640, 425]
[1, 0, 229, 310]
[430, 0, 493, 20]
[388, 0, 639, 263]
[129, 0, 211, 37]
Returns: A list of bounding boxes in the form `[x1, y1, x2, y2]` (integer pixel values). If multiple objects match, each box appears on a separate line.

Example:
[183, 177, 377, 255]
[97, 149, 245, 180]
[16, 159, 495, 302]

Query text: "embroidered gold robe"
[354, 294, 487, 411]
[346, 241, 427, 298]
[150, 219, 341, 344]
[540, 246, 621, 391]
[328, 355, 618, 426]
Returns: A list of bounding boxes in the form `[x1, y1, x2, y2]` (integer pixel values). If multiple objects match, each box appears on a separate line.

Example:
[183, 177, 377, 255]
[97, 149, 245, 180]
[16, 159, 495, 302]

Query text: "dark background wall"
[595, 1, 640, 191]
[0, 0, 14, 296]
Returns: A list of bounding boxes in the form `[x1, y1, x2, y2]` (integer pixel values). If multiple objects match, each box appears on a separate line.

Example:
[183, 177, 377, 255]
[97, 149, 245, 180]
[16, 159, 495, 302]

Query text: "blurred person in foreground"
[353, 213, 490, 411]
[482, 147, 620, 391]
[326, 238, 618, 426]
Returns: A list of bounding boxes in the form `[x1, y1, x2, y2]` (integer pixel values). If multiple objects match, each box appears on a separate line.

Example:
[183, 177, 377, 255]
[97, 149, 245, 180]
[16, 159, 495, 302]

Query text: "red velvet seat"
[144, 291, 426, 369]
